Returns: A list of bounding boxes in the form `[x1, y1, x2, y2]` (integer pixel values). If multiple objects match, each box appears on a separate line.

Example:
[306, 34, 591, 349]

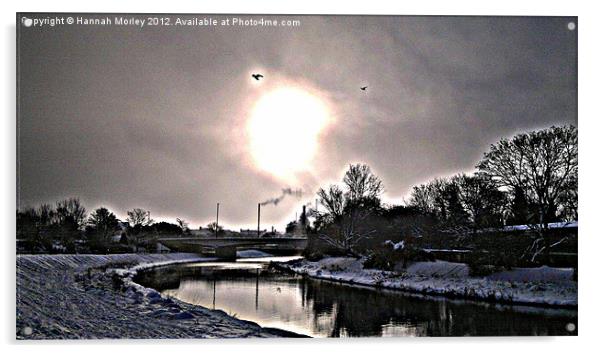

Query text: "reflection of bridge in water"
[158, 237, 308, 259]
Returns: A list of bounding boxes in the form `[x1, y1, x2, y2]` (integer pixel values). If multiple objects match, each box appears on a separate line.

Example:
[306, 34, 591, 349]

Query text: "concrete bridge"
[157, 236, 308, 259]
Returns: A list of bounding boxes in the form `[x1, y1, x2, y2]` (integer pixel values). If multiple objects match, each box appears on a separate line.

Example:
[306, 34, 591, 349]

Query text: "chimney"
[257, 203, 261, 237]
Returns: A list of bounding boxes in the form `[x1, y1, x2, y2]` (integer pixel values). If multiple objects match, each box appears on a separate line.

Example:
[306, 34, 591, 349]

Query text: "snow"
[486, 266, 574, 283]
[280, 257, 577, 308]
[423, 248, 471, 253]
[502, 221, 578, 232]
[401, 260, 470, 278]
[16, 253, 300, 339]
[384, 240, 405, 250]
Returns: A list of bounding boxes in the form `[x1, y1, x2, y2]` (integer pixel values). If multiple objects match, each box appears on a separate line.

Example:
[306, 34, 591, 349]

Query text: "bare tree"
[316, 164, 383, 255]
[477, 125, 577, 263]
[453, 173, 506, 234]
[37, 203, 54, 226]
[408, 184, 436, 214]
[409, 178, 468, 228]
[88, 207, 119, 240]
[124, 208, 154, 251]
[126, 208, 153, 227]
[176, 218, 189, 233]
[316, 185, 344, 222]
[55, 198, 87, 229]
[343, 164, 384, 203]
[207, 222, 223, 234]
[50, 198, 87, 252]
[557, 174, 578, 222]
[17, 207, 46, 251]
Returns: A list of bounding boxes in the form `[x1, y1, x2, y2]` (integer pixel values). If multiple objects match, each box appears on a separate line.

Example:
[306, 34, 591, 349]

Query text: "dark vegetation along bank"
[300, 125, 577, 275]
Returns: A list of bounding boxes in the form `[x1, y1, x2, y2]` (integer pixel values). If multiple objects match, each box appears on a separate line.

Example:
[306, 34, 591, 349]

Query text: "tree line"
[16, 201, 192, 254]
[17, 125, 577, 262]
[308, 125, 577, 265]
[409, 125, 577, 228]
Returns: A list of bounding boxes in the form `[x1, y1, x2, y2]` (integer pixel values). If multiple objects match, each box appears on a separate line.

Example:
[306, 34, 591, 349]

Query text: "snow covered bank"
[279, 257, 577, 308]
[16, 253, 302, 339]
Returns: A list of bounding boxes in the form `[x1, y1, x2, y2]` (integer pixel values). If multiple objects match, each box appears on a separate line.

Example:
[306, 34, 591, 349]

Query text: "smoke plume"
[260, 188, 304, 206]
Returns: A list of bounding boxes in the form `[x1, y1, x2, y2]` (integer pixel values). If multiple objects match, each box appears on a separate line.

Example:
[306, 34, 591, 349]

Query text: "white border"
[3, 1, 601, 352]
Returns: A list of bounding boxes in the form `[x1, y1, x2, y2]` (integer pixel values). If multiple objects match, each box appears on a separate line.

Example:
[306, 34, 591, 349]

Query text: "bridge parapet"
[157, 237, 308, 259]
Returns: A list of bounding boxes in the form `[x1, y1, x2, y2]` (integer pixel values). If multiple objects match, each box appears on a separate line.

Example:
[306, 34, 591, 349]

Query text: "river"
[134, 256, 577, 337]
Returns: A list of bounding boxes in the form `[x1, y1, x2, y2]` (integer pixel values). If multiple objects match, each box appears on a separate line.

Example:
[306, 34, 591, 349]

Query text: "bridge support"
[214, 245, 237, 260]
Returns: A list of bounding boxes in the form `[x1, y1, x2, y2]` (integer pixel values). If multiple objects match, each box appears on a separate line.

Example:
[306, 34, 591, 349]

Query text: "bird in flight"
[252, 74, 264, 81]
[360, 86, 368, 91]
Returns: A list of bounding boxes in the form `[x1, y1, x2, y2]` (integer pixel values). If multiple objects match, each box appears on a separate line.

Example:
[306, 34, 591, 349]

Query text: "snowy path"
[16, 253, 300, 339]
[279, 257, 577, 308]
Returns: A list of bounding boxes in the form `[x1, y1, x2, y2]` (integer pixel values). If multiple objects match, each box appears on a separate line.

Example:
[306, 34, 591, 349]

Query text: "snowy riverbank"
[16, 253, 302, 339]
[278, 257, 577, 308]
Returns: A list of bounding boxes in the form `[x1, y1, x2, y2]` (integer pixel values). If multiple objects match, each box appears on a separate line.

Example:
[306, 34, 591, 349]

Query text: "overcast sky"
[17, 15, 577, 230]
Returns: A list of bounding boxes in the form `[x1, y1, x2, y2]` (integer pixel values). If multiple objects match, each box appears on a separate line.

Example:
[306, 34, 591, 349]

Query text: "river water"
[135, 257, 577, 337]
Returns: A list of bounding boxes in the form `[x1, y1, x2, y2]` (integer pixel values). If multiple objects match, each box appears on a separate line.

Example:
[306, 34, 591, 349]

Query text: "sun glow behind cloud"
[246, 86, 332, 182]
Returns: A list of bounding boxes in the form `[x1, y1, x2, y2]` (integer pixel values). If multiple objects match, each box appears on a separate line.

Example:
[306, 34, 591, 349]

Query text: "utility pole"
[215, 202, 220, 238]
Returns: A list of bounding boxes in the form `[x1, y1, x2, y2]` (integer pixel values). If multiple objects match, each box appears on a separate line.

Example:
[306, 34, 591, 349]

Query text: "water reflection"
[135, 258, 577, 337]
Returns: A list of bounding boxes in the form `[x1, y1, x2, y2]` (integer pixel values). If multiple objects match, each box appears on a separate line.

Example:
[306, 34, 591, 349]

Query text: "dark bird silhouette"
[360, 86, 368, 91]
[252, 74, 264, 81]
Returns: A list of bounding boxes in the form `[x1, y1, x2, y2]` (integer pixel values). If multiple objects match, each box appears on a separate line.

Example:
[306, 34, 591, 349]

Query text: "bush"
[364, 249, 396, 271]
[467, 250, 505, 276]
[364, 240, 435, 271]
[468, 263, 499, 277]
[302, 248, 325, 261]
[303, 233, 348, 258]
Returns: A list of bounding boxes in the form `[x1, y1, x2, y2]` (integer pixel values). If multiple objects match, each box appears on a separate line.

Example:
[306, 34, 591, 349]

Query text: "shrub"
[364, 249, 396, 271]
[467, 250, 505, 276]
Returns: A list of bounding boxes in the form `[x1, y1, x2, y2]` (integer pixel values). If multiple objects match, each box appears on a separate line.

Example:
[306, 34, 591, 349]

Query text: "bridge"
[157, 236, 308, 259]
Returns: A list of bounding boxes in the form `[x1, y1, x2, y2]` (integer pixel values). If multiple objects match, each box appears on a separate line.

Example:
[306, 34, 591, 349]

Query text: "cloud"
[17, 15, 577, 230]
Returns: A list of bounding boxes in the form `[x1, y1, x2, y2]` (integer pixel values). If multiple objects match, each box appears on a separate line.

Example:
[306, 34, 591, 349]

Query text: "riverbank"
[277, 257, 577, 308]
[16, 253, 303, 339]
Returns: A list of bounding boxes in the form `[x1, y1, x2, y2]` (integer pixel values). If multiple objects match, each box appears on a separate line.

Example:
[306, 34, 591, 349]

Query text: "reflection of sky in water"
[158, 259, 577, 338]
[165, 256, 331, 337]
[164, 275, 335, 337]
[185, 262, 263, 270]
[381, 322, 424, 337]
[184, 256, 302, 269]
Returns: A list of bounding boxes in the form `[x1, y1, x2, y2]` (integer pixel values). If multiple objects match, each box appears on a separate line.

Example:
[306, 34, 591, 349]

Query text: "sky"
[17, 14, 577, 231]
